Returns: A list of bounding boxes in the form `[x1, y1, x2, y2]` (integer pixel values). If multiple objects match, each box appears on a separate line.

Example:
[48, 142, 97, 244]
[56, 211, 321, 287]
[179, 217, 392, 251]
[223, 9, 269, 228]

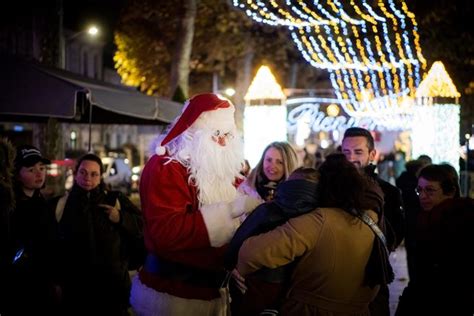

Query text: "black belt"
[143, 254, 227, 288]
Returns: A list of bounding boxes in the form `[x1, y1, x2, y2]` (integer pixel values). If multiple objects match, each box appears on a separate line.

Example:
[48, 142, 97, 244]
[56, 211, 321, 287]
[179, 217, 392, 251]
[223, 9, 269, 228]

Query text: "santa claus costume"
[130, 93, 260, 316]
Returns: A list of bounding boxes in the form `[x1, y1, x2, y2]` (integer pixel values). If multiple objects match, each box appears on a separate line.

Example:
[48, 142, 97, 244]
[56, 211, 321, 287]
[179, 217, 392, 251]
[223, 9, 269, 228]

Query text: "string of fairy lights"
[232, 0, 427, 119]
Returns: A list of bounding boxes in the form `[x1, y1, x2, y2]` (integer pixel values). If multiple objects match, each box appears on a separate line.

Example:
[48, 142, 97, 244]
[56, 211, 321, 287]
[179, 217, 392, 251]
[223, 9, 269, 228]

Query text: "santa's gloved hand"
[238, 182, 262, 200]
[231, 194, 263, 218]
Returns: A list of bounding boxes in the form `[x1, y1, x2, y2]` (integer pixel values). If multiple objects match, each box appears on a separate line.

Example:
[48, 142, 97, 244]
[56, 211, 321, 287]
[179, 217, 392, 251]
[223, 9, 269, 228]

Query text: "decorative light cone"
[244, 65, 288, 166]
[412, 61, 461, 170]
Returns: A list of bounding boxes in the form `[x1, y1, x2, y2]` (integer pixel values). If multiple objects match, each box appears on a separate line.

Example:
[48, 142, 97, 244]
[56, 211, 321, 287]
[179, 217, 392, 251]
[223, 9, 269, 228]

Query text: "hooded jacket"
[226, 179, 319, 270]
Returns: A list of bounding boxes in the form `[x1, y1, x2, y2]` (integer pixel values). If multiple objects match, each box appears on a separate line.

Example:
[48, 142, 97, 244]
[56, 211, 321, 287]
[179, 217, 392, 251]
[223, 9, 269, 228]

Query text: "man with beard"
[130, 93, 262, 316]
[342, 127, 404, 316]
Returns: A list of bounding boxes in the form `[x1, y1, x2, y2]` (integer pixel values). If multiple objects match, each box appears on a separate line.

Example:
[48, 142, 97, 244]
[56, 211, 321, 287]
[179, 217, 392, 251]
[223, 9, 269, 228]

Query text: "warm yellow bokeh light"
[416, 61, 460, 98]
[244, 65, 286, 102]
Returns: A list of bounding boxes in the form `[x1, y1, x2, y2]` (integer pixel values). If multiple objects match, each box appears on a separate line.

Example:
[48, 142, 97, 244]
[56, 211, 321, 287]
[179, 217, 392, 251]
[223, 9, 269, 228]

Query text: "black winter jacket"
[52, 183, 144, 315]
[3, 188, 58, 315]
[365, 165, 405, 251]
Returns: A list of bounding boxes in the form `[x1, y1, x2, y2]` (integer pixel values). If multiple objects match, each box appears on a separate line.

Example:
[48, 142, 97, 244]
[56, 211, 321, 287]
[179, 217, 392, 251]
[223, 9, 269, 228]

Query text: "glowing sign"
[287, 102, 412, 133]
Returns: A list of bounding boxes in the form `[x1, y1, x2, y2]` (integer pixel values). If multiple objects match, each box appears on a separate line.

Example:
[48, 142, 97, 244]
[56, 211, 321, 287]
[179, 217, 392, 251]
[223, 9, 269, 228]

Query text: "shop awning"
[0, 58, 182, 124]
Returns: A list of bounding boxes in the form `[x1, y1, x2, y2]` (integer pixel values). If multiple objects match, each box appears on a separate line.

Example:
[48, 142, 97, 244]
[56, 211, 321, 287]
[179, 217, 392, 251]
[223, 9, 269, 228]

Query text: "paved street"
[389, 245, 409, 315]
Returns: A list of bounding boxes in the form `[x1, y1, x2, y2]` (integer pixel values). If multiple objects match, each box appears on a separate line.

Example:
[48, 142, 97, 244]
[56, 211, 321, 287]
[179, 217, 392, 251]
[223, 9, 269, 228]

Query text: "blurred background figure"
[240, 159, 251, 177]
[376, 152, 395, 184]
[0, 138, 15, 260]
[395, 155, 432, 282]
[239, 141, 299, 202]
[0, 138, 16, 315]
[302, 147, 316, 168]
[417, 155, 433, 167]
[314, 151, 324, 169]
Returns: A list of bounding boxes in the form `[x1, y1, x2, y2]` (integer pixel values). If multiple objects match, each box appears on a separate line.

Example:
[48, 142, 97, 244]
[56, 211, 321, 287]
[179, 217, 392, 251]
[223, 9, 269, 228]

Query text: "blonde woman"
[239, 142, 299, 202]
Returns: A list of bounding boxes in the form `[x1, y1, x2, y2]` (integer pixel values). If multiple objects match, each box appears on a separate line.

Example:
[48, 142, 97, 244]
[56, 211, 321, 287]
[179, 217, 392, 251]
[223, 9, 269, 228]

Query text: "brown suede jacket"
[238, 207, 380, 316]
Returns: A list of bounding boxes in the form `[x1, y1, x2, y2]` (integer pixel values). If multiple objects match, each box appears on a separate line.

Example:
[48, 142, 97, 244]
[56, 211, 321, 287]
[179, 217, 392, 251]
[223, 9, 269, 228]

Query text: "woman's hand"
[231, 268, 247, 294]
[98, 204, 121, 223]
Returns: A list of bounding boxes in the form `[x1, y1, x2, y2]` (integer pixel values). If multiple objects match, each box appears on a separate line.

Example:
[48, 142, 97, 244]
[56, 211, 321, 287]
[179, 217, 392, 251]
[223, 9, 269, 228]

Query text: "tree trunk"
[234, 46, 254, 133]
[289, 62, 299, 89]
[169, 0, 197, 98]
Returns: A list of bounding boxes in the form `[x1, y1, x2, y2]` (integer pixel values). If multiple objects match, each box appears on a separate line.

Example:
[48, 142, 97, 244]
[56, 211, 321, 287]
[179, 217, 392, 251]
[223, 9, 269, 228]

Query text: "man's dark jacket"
[366, 164, 405, 251]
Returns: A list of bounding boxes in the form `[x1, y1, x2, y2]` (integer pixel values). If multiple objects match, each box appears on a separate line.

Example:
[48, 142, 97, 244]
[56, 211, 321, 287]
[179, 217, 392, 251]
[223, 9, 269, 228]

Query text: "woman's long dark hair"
[317, 153, 368, 215]
[318, 153, 393, 287]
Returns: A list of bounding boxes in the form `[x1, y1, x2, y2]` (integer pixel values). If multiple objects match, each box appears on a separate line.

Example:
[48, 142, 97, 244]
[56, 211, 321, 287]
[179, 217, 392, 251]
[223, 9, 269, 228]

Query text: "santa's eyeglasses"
[213, 130, 234, 139]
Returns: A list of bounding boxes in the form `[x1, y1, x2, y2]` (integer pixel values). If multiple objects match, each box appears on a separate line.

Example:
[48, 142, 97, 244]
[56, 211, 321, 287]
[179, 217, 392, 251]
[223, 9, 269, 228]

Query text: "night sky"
[62, 0, 126, 42]
[62, 0, 127, 66]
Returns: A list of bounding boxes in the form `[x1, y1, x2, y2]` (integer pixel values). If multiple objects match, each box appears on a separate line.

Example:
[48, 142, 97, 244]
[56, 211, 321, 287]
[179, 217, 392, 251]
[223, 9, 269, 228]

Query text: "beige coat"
[237, 207, 379, 316]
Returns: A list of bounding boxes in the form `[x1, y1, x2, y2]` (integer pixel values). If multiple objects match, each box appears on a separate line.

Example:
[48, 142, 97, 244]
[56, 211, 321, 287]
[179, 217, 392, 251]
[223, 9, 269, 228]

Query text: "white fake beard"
[187, 129, 243, 206]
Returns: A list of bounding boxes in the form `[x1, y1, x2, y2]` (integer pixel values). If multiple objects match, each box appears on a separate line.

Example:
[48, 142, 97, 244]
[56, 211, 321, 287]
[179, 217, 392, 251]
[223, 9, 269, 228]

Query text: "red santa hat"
[156, 93, 233, 155]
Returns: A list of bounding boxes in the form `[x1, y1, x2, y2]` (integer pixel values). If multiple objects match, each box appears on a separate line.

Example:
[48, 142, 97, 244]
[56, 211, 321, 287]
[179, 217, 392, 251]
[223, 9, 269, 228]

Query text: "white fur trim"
[237, 181, 262, 200]
[130, 274, 227, 315]
[193, 106, 235, 131]
[155, 146, 166, 156]
[130, 275, 162, 316]
[231, 194, 263, 218]
[200, 202, 239, 247]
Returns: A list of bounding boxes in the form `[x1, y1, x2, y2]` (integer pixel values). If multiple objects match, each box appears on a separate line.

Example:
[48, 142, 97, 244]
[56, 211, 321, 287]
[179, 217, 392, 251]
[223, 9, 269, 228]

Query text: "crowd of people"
[0, 144, 144, 315]
[1, 92, 473, 316]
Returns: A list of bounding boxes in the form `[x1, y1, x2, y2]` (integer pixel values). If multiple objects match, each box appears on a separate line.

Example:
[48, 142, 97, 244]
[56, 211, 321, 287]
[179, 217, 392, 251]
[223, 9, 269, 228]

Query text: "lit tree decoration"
[415, 61, 460, 100]
[412, 61, 460, 170]
[232, 0, 427, 123]
[244, 66, 288, 166]
[244, 66, 286, 104]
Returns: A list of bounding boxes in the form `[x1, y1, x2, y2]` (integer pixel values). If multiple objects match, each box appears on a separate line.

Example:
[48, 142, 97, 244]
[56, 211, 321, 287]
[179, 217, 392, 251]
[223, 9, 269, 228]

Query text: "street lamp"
[223, 88, 235, 97]
[67, 25, 100, 41]
[216, 88, 235, 99]
[87, 26, 99, 36]
[59, 25, 100, 69]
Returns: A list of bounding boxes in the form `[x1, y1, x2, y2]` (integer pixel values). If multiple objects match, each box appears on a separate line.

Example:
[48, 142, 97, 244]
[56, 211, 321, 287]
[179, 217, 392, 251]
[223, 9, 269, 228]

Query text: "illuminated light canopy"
[245, 65, 286, 104]
[233, 0, 427, 118]
[415, 61, 461, 98]
[244, 65, 288, 166]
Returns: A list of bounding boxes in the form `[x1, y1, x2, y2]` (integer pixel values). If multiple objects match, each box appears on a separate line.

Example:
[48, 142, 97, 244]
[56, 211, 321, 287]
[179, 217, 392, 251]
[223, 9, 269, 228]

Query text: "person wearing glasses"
[396, 164, 474, 316]
[51, 153, 144, 315]
[395, 155, 432, 283]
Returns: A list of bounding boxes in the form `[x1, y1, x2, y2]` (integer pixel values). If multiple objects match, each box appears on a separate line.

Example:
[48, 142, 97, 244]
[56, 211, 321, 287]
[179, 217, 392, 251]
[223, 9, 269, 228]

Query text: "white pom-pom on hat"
[155, 146, 166, 156]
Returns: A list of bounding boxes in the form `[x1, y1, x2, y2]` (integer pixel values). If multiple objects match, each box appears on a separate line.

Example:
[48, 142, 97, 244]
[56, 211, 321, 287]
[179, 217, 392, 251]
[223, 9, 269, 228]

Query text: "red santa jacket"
[138, 154, 229, 300]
